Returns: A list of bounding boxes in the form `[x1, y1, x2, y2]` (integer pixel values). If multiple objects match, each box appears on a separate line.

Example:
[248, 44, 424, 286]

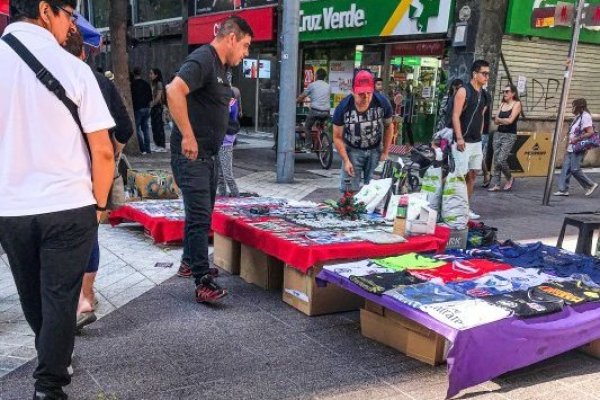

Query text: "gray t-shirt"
[303, 80, 331, 111]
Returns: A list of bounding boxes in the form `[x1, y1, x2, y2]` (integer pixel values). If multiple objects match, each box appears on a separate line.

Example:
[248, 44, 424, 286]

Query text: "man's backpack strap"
[2, 33, 91, 156]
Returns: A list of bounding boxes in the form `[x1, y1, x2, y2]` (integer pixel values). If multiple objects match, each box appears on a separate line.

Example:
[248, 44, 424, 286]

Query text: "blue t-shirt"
[332, 92, 393, 150]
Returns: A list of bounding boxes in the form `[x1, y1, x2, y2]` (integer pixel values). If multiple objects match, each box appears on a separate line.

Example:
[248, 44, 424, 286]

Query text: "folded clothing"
[384, 282, 469, 309]
[483, 290, 565, 318]
[373, 253, 446, 271]
[323, 260, 390, 278]
[409, 259, 512, 284]
[350, 271, 425, 294]
[420, 299, 511, 330]
[532, 280, 600, 305]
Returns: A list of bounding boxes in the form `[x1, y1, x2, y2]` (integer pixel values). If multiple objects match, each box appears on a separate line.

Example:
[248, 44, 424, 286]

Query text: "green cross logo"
[409, 0, 441, 32]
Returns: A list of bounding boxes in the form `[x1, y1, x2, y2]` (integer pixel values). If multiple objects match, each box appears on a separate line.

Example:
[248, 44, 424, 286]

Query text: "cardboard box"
[579, 339, 600, 358]
[361, 301, 447, 366]
[240, 244, 284, 290]
[282, 264, 364, 316]
[446, 228, 469, 250]
[213, 233, 241, 275]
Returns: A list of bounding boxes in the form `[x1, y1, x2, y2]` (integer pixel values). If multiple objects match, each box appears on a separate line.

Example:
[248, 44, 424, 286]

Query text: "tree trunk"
[110, 0, 139, 155]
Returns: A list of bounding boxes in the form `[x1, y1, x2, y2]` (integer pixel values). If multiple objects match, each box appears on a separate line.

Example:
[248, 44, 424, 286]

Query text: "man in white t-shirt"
[0, 2, 115, 398]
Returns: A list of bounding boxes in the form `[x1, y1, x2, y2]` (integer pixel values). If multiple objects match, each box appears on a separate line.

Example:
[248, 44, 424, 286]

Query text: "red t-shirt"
[409, 259, 513, 283]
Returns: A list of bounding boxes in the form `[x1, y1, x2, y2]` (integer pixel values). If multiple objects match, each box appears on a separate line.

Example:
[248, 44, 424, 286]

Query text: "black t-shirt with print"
[350, 271, 425, 294]
[170, 45, 232, 158]
[532, 281, 600, 305]
[484, 290, 564, 318]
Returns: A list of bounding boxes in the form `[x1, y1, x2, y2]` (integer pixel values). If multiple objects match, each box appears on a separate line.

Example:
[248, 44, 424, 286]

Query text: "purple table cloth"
[317, 268, 600, 399]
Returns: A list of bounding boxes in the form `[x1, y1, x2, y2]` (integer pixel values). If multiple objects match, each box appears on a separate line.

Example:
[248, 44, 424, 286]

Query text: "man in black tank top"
[451, 60, 490, 220]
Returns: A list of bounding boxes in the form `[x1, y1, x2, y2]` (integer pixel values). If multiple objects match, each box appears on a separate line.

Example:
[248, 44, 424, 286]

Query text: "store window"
[90, 0, 110, 28]
[137, 0, 181, 23]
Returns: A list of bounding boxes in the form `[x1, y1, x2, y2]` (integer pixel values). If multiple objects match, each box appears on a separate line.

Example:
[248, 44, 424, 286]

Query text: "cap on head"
[353, 70, 375, 94]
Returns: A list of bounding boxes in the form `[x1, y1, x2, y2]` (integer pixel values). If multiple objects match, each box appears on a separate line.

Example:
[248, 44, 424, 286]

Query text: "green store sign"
[299, 0, 452, 42]
[506, 0, 600, 44]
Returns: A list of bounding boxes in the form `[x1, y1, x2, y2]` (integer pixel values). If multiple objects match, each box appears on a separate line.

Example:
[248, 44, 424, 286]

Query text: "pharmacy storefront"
[299, 0, 453, 144]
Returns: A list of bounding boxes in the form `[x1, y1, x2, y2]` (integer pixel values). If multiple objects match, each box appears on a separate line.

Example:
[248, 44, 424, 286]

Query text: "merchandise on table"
[420, 299, 512, 330]
[410, 259, 513, 283]
[384, 282, 469, 309]
[126, 199, 185, 220]
[483, 290, 565, 318]
[349, 272, 425, 294]
[304, 230, 357, 245]
[323, 260, 390, 278]
[532, 281, 600, 305]
[215, 197, 287, 207]
[352, 230, 407, 244]
[372, 253, 446, 271]
[287, 215, 385, 230]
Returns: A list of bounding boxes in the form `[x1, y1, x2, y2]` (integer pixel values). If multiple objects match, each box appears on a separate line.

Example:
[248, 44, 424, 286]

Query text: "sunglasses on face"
[503, 90, 512, 94]
[478, 71, 490, 77]
[53, 5, 78, 22]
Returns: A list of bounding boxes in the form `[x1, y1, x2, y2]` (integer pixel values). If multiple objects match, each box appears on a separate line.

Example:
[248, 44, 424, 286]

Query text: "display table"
[109, 202, 185, 244]
[317, 268, 600, 399]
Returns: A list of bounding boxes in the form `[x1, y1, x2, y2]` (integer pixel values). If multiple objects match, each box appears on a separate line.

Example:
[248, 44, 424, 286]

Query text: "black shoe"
[195, 275, 227, 303]
[33, 391, 66, 400]
[178, 263, 219, 278]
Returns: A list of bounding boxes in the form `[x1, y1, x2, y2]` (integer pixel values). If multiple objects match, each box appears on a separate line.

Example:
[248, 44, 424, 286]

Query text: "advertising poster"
[243, 59, 271, 79]
[303, 60, 329, 90]
[328, 60, 354, 107]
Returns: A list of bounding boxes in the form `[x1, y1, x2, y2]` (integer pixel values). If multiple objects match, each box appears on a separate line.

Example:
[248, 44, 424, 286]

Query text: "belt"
[311, 108, 330, 113]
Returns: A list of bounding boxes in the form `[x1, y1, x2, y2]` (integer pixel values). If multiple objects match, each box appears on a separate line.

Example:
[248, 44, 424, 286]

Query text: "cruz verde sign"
[506, 0, 600, 44]
[299, 0, 452, 42]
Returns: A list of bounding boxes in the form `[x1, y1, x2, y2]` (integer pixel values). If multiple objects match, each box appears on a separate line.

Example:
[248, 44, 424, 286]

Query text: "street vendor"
[332, 70, 394, 193]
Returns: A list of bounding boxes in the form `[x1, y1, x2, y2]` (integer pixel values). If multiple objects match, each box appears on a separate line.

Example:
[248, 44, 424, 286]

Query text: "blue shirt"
[332, 92, 393, 150]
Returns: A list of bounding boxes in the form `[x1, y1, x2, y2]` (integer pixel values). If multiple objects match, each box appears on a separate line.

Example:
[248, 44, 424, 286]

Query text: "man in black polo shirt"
[167, 16, 253, 303]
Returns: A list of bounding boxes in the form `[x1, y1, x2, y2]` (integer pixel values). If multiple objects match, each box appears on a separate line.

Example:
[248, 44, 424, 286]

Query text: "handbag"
[572, 115, 600, 154]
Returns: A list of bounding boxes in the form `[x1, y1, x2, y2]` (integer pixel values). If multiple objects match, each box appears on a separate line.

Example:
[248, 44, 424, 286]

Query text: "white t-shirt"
[568, 111, 593, 153]
[0, 23, 115, 216]
[420, 299, 511, 330]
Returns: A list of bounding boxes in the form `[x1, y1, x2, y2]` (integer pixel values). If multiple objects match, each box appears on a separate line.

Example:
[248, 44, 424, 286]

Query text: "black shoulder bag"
[1, 33, 91, 155]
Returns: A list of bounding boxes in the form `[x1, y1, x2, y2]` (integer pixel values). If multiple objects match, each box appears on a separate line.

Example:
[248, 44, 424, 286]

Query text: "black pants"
[0, 205, 97, 399]
[151, 105, 165, 148]
[171, 152, 217, 285]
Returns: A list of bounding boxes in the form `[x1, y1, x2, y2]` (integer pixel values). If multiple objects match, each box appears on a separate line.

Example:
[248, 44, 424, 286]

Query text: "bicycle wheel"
[318, 132, 334, 169]
[408, 174, 421, 193]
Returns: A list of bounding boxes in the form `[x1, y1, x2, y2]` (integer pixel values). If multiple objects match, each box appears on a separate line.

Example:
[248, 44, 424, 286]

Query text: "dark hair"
[449, 79, 464, 96]
[133, 67, 142, 77]
[375, 78, 383, 84]
[62, 27, 83, 57]
[10, 0, 76, 20]
[572, 98, 590, 116]
[503, 84, 520, 102]
[216, 16, 254, 40]
[471, 59, 490, 75]
[150, 68, 163, 83]
[316, 68, 327, 81]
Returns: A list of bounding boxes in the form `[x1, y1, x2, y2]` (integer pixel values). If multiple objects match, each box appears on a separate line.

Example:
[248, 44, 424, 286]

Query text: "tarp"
[75, 12, 102, 48]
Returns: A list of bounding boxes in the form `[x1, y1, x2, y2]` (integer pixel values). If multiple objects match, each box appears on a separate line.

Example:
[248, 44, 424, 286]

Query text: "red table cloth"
[109, 204, 185, 244]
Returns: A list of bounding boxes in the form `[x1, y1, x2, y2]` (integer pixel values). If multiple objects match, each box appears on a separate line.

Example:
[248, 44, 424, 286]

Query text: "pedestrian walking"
[489, 85, 521, 192]
[332, 70, 394, 192]
[167, 16, 253, 303]
[0, 2, 115, 398]
[131, 66, 153, 154]
[150, 67, 166, 150]
[554, 98, 599, 197]
[62, 28, 134, 330]
[451, 60, 490, 220]
[217, 95, 241, 197]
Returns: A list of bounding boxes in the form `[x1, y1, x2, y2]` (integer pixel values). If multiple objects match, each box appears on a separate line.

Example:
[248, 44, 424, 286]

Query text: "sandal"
[488, 185, 501, 192]
[76, 311, 97, 331]
[503, 178, 515, 191]
[481, 173, 491, 188]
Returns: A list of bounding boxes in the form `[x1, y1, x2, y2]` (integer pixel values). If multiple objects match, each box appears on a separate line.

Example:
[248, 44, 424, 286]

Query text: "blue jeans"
[171, 152, 217, 285]
[340, 147, 381, 192]
[558, 151, 595, 192]
[134, 108, 151, 153]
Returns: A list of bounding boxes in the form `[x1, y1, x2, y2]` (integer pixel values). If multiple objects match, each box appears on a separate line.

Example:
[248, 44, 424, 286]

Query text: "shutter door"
[497, 35, 600, 120]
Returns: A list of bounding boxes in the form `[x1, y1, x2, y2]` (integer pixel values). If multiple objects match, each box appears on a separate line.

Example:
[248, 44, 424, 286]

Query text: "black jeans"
[0, 205, 97, 399]
[171, 152, 217, 285]
[151, 105, 165, 148]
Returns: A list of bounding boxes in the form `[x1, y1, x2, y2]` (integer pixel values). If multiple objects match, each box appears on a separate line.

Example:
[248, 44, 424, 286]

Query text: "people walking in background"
[131, 67, 153, 154]
[150, 68, 166, 151]
[297, 68, 331, 149]
[332, 70, 394, 192]
[63, 28, 134, 331]
[167, 16, 253, 303]
[489, 85, 521, 192]
[554, 98, 599, 197]
[217, 94, 241, 197]
[451, 60, 490, 220]
[0, 2, 115, 397]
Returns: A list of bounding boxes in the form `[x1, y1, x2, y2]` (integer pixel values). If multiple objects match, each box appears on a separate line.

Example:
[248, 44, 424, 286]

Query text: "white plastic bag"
[421, 167, 443, 214]
[441, 172, 469, 230]
[354, 178, 393, 214]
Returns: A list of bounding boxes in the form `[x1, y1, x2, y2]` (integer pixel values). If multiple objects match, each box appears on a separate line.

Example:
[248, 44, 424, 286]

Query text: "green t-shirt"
[373, 253, 445, 271]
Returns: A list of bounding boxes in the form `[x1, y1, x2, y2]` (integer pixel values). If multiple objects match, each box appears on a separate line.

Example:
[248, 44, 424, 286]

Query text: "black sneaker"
[195, 275, 227, 303]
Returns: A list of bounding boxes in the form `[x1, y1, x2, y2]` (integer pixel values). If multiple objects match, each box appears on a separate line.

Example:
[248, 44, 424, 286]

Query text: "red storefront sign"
[188, 6, 275, 45]
[390, 40, 446, 57]
[0, 0, 8, 15]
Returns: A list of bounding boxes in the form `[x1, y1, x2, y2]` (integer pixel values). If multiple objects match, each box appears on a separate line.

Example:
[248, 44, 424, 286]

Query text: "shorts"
[85, 234, 100, 273]
[452, 142, 483, 176]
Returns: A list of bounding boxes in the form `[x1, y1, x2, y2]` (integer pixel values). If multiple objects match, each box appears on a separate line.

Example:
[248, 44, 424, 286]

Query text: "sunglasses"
[53, 5, 78, 22]
[478, 71, 490, 77]
[503, 89, 513, 94]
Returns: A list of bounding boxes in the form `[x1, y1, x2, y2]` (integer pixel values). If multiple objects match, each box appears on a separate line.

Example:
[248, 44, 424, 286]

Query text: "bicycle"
[384, 145, 435, 194]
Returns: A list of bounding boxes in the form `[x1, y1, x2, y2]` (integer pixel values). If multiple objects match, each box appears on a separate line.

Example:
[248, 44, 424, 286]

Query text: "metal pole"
[542, 0, 585, 206]
[255, 49, 261, 133]
[276, 0, 300, 183]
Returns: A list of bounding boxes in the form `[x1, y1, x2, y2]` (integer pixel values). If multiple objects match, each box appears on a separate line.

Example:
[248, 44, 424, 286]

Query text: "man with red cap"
[332, 70, 394, 192]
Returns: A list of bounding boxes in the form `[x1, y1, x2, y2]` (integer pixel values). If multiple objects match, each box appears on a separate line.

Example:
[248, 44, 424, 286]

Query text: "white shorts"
[452, 142, 483, 176]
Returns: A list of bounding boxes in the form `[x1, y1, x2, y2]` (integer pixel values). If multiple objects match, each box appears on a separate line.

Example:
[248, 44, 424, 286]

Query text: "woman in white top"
[554, 98, 599, 197]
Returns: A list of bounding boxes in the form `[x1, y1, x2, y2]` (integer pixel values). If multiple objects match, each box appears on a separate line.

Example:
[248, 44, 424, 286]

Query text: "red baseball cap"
[353, 70, 375, 94]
